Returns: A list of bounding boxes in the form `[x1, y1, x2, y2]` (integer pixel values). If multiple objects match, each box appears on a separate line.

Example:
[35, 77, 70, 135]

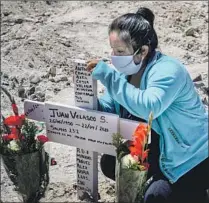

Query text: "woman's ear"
[141, 45, 149, 59]
[133, 45, 149, 64]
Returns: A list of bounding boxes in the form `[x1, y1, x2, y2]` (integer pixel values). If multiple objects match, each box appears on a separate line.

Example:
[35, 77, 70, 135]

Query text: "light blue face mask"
[111, 49, 142, 75]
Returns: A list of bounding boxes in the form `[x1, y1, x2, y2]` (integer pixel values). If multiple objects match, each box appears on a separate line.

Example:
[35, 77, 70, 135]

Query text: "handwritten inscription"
[25, 104, 39, 117]
[49, 109, 107, 124]
[45, 102, 118, 155]
[49, 108, 96, 121]
[24, 100, 45, 122]
[74, 62, 97, 107]
[77, 148, 92, 191]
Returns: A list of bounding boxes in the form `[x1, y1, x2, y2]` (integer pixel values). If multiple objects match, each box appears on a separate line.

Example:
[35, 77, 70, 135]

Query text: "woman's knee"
[100, 154, 116, 181]
[143, 179, 172, 203]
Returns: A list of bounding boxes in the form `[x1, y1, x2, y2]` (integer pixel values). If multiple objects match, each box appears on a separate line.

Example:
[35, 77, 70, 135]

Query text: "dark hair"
[108, 7, 158, 54]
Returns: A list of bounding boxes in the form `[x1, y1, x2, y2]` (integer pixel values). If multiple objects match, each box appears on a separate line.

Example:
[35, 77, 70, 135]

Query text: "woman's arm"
[92, 60, 185, 120]
[97, 89, 116, 113]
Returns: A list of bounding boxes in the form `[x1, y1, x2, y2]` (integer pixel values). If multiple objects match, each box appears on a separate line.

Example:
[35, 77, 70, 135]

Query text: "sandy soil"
[1, 1, 208, 202]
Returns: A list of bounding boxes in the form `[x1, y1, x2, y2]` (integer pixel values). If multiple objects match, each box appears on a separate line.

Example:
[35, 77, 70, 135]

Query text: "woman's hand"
[86, 59, 100, 72]
[86, 58, 110, 72]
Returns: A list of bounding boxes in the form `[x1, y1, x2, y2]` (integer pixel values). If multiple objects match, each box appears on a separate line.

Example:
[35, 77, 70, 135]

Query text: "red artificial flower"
[3, 114, 25, 127]
[37, 135, 49, 144]
[12, 103, 19, 116]
[7, 133, 19, 140]
[10, 127, 19, 134]
[129, 123, 149, 164]
[141, 149, 149, 162]
[2, 134, 10, 141]
[2, 128, 19, 141]
[8, 127, 20, 140]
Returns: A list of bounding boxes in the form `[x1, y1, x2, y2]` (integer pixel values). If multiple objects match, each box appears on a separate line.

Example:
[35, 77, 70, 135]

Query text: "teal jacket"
[92, 51, 208, 183]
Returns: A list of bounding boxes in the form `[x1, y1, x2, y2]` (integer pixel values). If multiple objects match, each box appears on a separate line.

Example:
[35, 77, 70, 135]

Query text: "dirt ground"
[1, 1, 208, 202]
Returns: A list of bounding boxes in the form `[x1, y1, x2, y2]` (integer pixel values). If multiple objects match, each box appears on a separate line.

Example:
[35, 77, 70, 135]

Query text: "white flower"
[121, 154, 138, 169]
[8, 140, 20, 151]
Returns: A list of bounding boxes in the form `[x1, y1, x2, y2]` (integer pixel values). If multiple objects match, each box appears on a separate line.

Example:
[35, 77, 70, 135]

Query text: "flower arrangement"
[0, 86, 49, 203]
[112, 112, 153, 203]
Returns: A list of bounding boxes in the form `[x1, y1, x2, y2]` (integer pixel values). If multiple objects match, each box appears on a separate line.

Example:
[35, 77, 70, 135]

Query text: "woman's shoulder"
[148, 52, 188, 78]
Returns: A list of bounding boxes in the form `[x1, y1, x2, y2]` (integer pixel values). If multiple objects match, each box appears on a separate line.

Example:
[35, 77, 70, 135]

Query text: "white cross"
[24, 60, 146, 201]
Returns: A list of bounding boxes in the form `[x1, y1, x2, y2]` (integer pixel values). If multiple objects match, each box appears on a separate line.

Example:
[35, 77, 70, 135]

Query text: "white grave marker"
[23, 59, 148, 202]
[24, 100, 146, 201]
[44, 102, 118, 155]
[24, 100, 45, 122]
[73, 60, 99, 201]
[74, 59, 97, 108]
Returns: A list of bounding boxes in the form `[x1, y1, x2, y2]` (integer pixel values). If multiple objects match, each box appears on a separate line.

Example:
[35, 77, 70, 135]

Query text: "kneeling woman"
[87, 7, 209, 203]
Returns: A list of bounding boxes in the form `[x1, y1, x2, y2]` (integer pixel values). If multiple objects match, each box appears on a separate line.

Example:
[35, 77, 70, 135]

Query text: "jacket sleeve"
[92, 60, 185, 120]
[97, 89, 116, 113]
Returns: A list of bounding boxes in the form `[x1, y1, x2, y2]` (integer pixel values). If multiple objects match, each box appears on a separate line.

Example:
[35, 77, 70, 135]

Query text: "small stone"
[49, 77, 55, 82]
[36, 91, 45, 98]
[28, 86, 36, 95]
[60, 40, 72, 47]
[49, 186, 54, 191]
[3, 73, 9, 79]
[60, 76, 68, 82]
[46, 0, 51, 5]
[2, 82, 9, 86]
[4, 48, 10, 56]
[41, 73, 49, 79]
[66, 81, 71, 86]
[109, 182, 115, 189]
[28, 62, 34, 68]
[54, 87, 61, 92]
[30, 94, 37, 100]
[35, 86, 42, 92]
[46, 87, 53, 91]
[54, 76, 61, 83]
[38, 97, 45, 102]
[11, 81, 16, 89]
[48, 66, 56, 77]
[18, 87, 25, 98]
[14, 18, 24, 24]
[106, 187, 115, 195]
[3, 11, 10, 16]
[29, 74, 41, 84]
[43, 12, 51, 16]
[15, 31, 26, 39]
[54, 76, 68, 83]
[193, 74, 202, 82]
[11, 76, 19, 84]
[185, 27, 198, 37]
